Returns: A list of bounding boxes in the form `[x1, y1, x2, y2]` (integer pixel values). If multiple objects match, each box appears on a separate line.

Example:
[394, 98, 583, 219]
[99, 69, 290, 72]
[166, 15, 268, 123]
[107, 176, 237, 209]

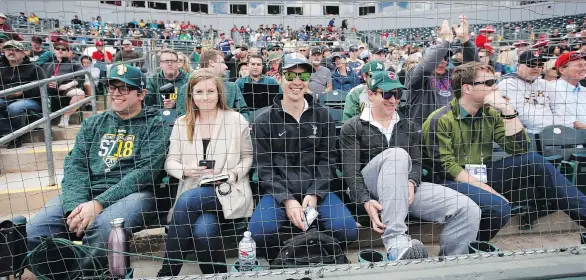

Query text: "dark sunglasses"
[283, 71, 311, 82]
[54, 47, 68, 51]
[471, 79, 498, 87]
[523, 62, 544, 68]
[380, 89, 403, 100]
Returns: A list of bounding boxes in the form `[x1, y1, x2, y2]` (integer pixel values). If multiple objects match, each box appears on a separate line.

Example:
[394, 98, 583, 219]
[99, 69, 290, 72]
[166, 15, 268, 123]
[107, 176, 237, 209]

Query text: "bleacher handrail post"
[0, 70, 98, 186]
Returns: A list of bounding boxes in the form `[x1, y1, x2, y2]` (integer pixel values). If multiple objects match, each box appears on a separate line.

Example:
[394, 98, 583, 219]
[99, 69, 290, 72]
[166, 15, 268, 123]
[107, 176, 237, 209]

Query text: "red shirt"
[92, 50, 113, 62]
[180, 24, 188, 30]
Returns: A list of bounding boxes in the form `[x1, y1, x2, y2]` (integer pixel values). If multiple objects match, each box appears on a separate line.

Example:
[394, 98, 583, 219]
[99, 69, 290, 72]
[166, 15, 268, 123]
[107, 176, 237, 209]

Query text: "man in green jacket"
[145, 48, 189, 109]
[342, 60, 386, 121]
[27, 64, 171, 275]
[422, 62, 586, 242]
[177, 49, 248, 119]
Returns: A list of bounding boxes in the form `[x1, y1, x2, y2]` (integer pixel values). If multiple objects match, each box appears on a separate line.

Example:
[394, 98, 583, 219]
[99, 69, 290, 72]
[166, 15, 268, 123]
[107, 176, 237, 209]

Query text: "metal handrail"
[0, 70, 98, 186]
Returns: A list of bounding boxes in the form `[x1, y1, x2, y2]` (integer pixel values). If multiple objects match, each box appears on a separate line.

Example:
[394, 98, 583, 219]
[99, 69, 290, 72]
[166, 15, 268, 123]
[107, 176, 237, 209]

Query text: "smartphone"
[304, 206, 319, 230]
[199, 160, 216, 169]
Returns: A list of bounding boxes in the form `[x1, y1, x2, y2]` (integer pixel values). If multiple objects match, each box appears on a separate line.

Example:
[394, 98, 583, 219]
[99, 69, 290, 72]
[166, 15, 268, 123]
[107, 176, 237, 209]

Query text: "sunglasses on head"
[380, 89, 403, 100]
[283, 71, 311, 82]
[471, 79, 498, 87]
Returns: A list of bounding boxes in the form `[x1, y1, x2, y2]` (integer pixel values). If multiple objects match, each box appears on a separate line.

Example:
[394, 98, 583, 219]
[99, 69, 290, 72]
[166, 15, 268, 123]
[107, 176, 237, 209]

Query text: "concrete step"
[21, 125, 81, 144]
[0, 169, 64, 215]
[0, 140, 75, 173]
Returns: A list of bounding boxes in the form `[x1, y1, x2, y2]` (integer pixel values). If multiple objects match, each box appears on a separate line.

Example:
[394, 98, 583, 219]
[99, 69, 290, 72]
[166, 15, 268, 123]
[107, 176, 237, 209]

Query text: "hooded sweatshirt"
[60, 108, 171, 213]
[145, 69, 189, 108]
[404, 40, 478, 125]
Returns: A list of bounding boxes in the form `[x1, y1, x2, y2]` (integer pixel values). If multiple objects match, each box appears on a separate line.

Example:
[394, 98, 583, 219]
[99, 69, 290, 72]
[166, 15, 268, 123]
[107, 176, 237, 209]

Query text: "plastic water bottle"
[107, 218, 130, 278]
[237, 231, 257, 271]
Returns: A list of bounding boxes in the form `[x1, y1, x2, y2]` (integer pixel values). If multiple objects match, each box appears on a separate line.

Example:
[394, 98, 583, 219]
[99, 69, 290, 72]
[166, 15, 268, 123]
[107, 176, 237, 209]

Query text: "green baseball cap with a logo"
[361, 60, 385, 75]
[108, 64, 145, 90]
[368, 71, 405, 92]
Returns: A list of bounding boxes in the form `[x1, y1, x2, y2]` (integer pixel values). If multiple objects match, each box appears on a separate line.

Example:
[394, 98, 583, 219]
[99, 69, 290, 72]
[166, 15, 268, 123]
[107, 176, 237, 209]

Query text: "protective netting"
[0, 1, 586, 279]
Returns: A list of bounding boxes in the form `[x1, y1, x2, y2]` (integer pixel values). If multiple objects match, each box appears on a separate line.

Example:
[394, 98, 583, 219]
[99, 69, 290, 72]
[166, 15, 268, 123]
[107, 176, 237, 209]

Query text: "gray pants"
[361, 148, 481, 256]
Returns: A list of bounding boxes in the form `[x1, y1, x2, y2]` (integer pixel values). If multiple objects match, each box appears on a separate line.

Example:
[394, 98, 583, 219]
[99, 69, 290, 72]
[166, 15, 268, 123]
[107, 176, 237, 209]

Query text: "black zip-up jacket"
[340, 113, 423, 205]
[252, 94, 337, 205]
[0, 56, 47, 100]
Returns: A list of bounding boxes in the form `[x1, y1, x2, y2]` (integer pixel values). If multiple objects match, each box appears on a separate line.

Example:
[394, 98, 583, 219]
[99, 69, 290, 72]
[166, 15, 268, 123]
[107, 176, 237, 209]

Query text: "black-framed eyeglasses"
[283, 71, 311, 82]
[108, 85, 138, 95]
[379, 89, 403, 100]
[471, 79, 498, 87]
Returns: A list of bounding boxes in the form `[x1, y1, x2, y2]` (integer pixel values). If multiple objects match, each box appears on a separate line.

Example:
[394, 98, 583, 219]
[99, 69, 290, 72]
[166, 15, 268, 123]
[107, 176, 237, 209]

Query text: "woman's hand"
[183, 165, 211, 179]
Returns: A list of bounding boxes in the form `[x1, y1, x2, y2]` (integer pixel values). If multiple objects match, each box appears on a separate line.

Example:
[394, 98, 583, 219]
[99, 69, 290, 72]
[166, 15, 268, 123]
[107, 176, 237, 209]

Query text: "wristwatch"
[501, 110, 518, 119]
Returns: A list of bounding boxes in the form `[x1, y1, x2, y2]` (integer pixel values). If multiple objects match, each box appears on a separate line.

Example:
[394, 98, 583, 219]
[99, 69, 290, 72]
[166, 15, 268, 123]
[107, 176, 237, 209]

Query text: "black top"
[202, 138, 210, 160]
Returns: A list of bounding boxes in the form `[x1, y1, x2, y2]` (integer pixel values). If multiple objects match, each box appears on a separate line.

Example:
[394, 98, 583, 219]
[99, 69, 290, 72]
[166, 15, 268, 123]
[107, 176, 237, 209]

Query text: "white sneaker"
[57, 118, 69, 128]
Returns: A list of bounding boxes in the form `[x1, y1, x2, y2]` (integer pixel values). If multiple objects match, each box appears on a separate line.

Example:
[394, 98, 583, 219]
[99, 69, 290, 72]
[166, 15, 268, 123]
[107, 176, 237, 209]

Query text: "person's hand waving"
[454, 15, 470, 43]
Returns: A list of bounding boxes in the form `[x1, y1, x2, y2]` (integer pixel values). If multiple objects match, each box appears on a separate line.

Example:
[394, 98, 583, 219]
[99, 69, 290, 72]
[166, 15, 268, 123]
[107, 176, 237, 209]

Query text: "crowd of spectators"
[0, 10, 586, 279]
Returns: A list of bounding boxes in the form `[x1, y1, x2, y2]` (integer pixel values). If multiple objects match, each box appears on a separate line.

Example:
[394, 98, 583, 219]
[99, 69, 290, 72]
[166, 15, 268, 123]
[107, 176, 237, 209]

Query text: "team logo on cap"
[388, 72, 397, 80]
[116, 64, 128, 76]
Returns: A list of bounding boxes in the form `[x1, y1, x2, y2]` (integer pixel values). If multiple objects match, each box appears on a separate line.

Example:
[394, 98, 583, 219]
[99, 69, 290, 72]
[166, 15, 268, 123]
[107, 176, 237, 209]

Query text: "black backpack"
[270, 228, 349, 269]
[0, 218, 28, 277]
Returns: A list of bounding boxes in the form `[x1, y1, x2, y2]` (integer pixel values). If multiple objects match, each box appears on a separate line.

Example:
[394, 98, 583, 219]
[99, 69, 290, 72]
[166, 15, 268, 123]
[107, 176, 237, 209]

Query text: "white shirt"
[360, 107, 400, 143]
[498, 75, 565, 134]
[283, 99, 309, 123]
[549, 79, 586, 126]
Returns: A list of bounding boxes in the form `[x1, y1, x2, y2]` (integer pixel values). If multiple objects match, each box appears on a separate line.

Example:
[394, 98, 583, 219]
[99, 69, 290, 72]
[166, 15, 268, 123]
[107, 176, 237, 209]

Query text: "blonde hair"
[177, 52, 193, 74]
[184, 68, 230, 142]
[404, 58, 421, 72]
[496, 50, 515, 66]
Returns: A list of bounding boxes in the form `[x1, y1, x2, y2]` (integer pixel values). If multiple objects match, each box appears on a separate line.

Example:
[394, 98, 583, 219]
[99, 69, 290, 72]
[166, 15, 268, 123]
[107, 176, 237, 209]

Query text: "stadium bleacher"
[1, 5, 586, 279]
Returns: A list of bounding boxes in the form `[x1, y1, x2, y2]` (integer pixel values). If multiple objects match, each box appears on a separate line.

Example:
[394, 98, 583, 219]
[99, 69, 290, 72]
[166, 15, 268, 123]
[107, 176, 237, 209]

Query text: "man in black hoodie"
[0, 40, 47, 148]
[249, 53, 358, 256]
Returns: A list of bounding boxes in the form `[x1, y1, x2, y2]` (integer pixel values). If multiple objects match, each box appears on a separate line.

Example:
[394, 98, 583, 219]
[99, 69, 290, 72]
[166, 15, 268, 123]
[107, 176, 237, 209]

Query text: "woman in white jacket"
[158, 68, 254, 276]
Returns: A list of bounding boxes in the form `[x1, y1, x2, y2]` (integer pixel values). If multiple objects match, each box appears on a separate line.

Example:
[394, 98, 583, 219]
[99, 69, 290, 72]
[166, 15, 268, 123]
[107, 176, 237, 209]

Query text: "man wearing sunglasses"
[341, 71, 481, 261]
[27, 64, 170, 276]
[343, 60, 386, 121]
[0, 41, 47, 148]
[498, 51, 565, 134]
[550, 51, 586, 129]
[113, 39, 139, 62]
[249, 53, 358, 256]
[423, 62, 586, 243]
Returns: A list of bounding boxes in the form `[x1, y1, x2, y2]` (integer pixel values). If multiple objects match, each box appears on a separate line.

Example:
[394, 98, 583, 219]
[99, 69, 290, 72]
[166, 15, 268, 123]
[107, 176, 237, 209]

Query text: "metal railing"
[0, 70, 98, 186]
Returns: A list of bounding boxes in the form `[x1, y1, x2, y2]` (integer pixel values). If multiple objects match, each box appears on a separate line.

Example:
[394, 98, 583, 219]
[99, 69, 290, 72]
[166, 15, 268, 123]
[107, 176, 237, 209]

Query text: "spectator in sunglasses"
[249, 53, 358, 257]
[498, 51, 566, 134]
[341, 70, 481, 261]
[423, 62, 586, 244]
[113, 40, 139, 62]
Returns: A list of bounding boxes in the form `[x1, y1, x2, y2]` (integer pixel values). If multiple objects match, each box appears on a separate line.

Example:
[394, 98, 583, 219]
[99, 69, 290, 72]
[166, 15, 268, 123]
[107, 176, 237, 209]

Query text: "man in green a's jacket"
[145, 49, 190, 109]
[342, 60, 386, 121]
[178, 49, 249, 119]
[27, 64, 171, 275]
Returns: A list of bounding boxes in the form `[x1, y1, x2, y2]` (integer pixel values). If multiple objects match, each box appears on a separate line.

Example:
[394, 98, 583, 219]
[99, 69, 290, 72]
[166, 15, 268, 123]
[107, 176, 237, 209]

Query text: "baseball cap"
[361, 60, 386, 75]
[373, 47, 385, 54]
[359, 50, 372, 60]
[518, 51, 547, 66]
[195, 44, 202, 49]
[32, 36, 43, 44]
[0, 13, 6, 19]
[54, 40, 70, 50]
[108, 64, 146, 90]
[95, 40, 104, 46]
[268, 52, 283, 62]
[368, 71, 405, 92]
[309, 47, 322, 56]
[331, 53, 346, 60]
[1, 40, 25, 51]
[0, 33, 9, 42]
[349, 45, 359, 52]
[237, 44, 248, 50]
[555, 51, 586, 69]
[282, 53, 314, 72]
[122, 39, 132, 45]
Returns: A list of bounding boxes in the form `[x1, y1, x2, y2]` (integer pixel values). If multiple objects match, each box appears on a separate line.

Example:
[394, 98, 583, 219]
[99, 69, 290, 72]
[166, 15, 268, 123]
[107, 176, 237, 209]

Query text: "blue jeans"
[445, 152, 586, 241]
[0, 98, 41, 137]
[161, 187, 227, 275]
[248, 193, 358, 257]
[26, 192, 156, 273]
